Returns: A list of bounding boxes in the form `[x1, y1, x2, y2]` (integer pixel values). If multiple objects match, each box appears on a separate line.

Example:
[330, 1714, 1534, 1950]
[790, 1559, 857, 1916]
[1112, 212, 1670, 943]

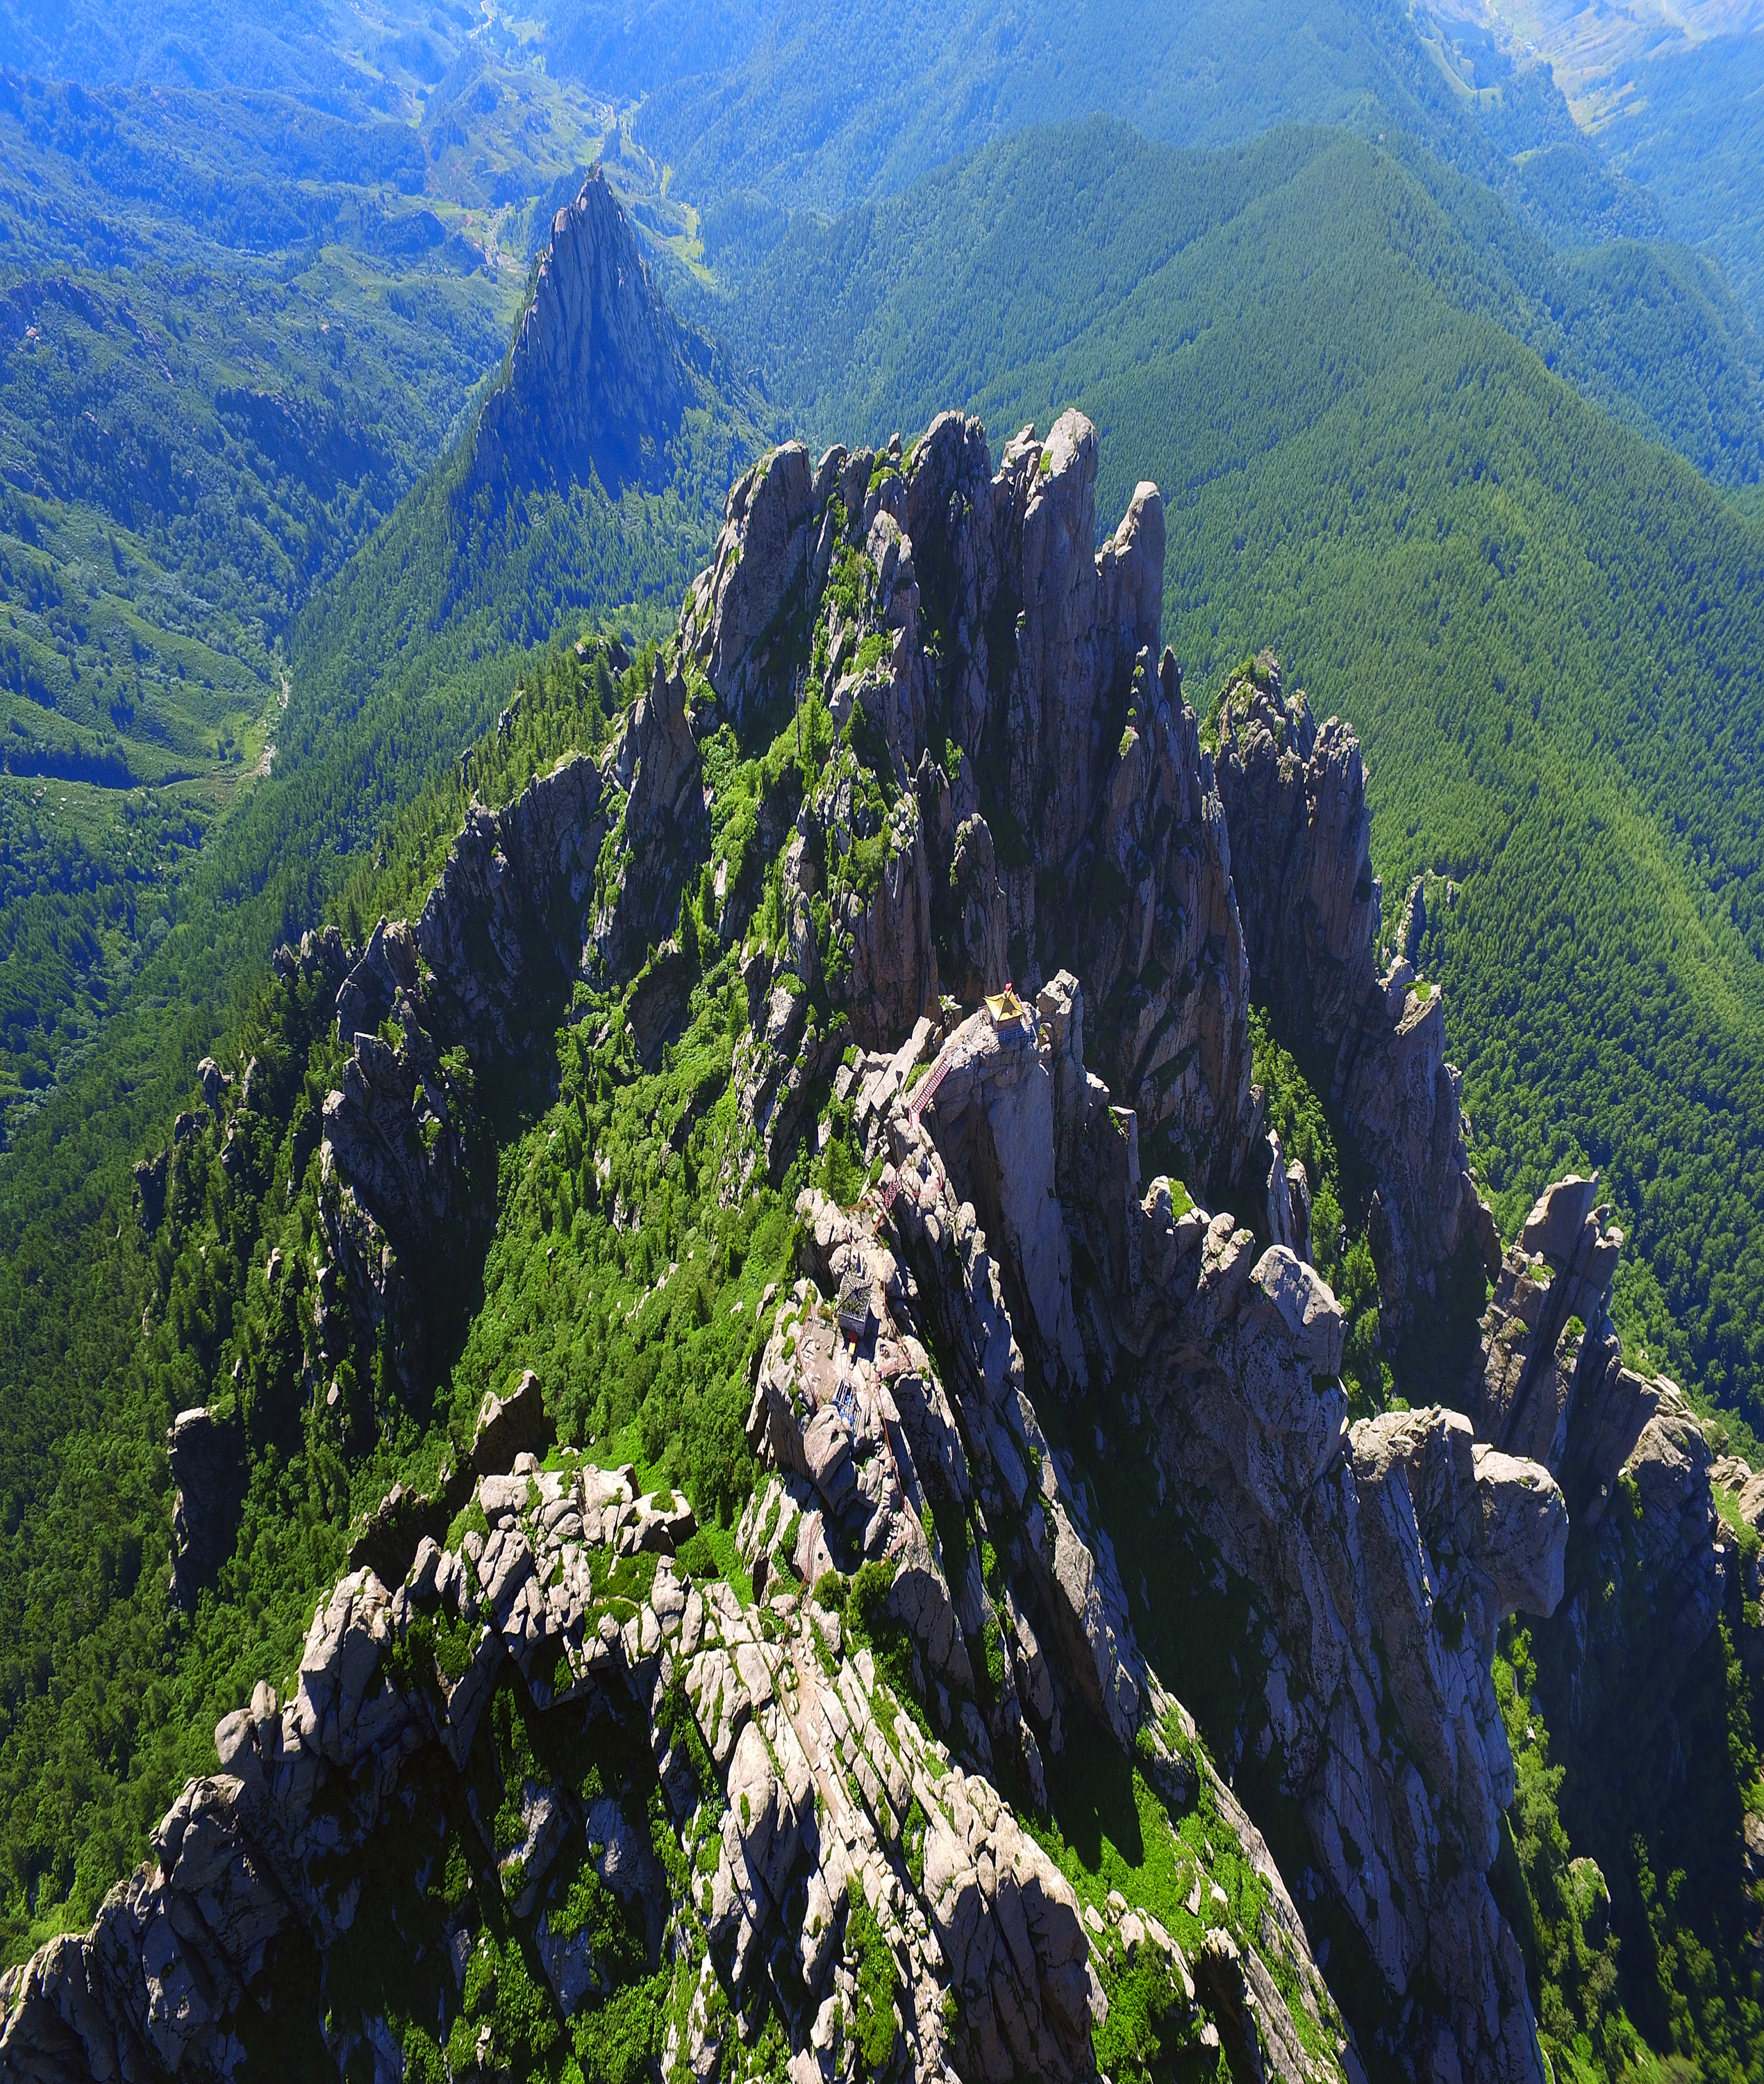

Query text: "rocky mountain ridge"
[1213, 672, 1499, 1331]
[1, 408, 1749, 2084]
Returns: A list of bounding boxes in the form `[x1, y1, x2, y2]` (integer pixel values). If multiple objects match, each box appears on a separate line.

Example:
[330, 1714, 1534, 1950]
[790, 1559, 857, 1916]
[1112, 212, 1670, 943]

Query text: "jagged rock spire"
[1213, 661, 1500, 1323]
[467, 166, 694, 495]
[677, 409, 1259, 1196]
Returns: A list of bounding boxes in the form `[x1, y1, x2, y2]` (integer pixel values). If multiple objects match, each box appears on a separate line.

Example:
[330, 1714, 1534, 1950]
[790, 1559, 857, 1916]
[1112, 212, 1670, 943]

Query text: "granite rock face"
[1214, 661, 1498, 1322]
[469, 1367, 556, 1475]
[167, 1405, 242, 1612]
[678, 440, 819, 730]
[1713, 1456, 1764, 1695]
[317, 920, 484, 1409]
[312, 659, 701, 1397]
[412, 750, 609, 1054]
[32, 408, 1654, 2084]
[132, 929, 352, 1241]
[0, 1346, 1345, 2084]
[691, 410, 1256, 1198]
[881, 970, 1565, 2082]
[589, 653, 710, 986]
[1464, 1173, 1731, 1769]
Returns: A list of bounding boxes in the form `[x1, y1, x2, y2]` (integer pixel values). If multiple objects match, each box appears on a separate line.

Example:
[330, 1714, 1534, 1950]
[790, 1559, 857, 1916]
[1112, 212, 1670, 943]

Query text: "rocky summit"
[0, 410, 1746, 2084]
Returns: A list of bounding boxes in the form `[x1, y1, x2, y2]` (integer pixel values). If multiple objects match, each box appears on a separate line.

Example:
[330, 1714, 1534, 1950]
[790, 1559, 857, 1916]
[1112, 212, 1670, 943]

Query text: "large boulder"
[472, 1370, 556, 1476]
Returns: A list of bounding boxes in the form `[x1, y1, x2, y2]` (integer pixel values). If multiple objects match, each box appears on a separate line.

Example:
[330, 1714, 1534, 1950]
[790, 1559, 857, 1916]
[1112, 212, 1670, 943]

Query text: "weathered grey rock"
[1519, 1175, 1601, 1264]
[133, 1147, 169, 1234]
[1251, 1246, 1345, 1375]
[680, 442, 818, 727]
[23, 1065, 1356, 2084]
[1464, 1171, 1729, 1737]
[272, 923, 352, 993]
[196, 1057, 231, 1113]
[1473, 1446, 1570, 1619]
[695, 408, 1256, 1199]
[908, 968, 1561, 2081]
[918, 1001, 1088, 1395]
[945, 812, 1010, 1003]
[333, 916, 420, 1050]
[590, 654, 710, 988]
[842, 786, 939, 1051]
[167, 1406, 240, 1612]
[1455, 1171, 1742, 2057]
[472, 1370, 555, 1476]
[0, 1776, 294, 2084]
[317, 1003, 479, 1401]
[1215, 662, 1497, 1323]
[313, 704, 660, 1391]
[1468, 1177, 1642, 1505]
[413, 751, 609, 1055]
[92, 404, 1615, 2084]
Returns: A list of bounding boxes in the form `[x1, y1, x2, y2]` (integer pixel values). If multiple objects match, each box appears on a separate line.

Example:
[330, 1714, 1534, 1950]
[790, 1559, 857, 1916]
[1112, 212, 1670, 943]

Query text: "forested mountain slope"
[1592, 26, 1764, 326]
[692, 119, 1764, 494]
[0, 169, 758, 1265]
[0, 67, 536, 1136]
[0, 174, 761, 1993]
[690, 117, 1764, 1436]
[1428, 0, 1764, 330]
[285, 167, 763, 729]
[0, 0, 484, 100]
[0, 0, 768, 106]
[594, 0, 1763, 352]
[0, 37, 719, 1139]
[629, 0, 1650, 251]
[0, 70, 523, 787]
[1, 15, 1763, 2076]
[5, 0, 1755, 1152]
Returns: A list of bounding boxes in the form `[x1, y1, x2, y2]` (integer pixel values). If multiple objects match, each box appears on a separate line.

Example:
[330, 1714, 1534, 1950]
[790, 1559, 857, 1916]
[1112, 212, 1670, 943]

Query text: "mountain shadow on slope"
[287, 169, 765, 743]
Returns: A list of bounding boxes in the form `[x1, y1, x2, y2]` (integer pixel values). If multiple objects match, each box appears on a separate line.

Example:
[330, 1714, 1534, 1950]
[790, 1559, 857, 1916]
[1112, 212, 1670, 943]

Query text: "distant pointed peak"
[465, 167, 691, 498]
